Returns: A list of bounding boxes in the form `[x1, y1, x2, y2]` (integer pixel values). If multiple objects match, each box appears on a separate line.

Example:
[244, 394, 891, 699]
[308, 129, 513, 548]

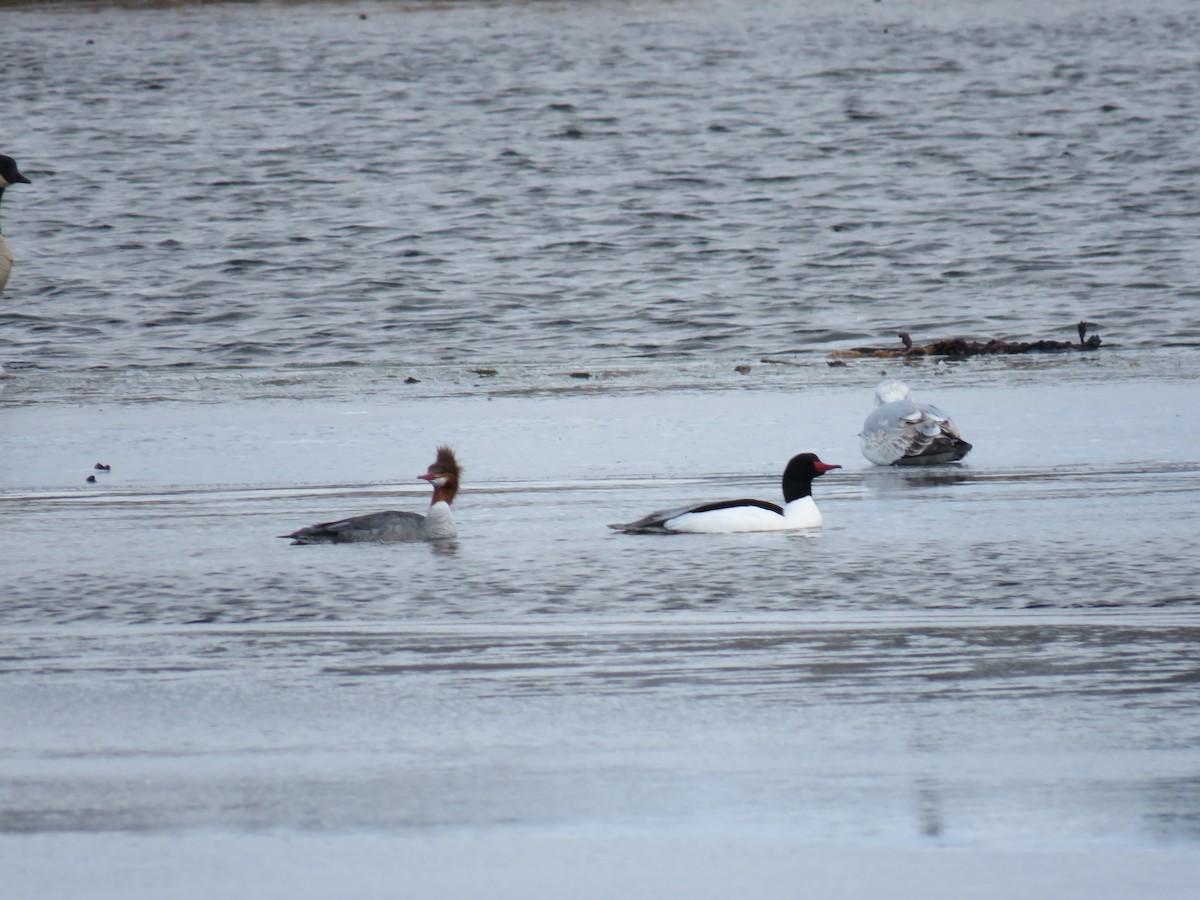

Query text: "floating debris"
[568, 371, 592, 379]
[734, 364, 752, 375]
[831, 323, 1102, 360]
[469, 367, 498, 377]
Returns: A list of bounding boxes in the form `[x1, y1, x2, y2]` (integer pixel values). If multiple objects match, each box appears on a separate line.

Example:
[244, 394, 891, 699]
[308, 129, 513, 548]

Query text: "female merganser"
[860, 381, 972, 466]
[0, 154, 32, 295]
[281, 446, 460, 544]
[609, 453, 840, 534]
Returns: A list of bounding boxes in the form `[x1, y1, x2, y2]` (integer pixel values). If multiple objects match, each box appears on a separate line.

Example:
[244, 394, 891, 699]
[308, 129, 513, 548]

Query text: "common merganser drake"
[0, 154, 32, 295]
[860, 381, 972, 466]
[609, 453, 840, 534]
[281, 446, 460, 544]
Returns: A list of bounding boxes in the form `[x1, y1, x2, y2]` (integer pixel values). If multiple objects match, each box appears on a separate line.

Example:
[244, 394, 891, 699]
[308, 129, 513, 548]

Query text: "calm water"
[2, 1, 1200, 896]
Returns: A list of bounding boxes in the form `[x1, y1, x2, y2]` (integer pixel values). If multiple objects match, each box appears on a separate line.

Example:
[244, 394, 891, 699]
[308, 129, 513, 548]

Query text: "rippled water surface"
[3, 0, 1200, 368]
[3, 1, 1200, 897]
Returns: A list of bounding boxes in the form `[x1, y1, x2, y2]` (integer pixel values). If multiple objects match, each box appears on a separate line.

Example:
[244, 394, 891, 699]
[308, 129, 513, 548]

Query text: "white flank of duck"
[610, 453, 840, 534]
[860, 381, 972, 466]
[281, 446, 460, 544]
[0, 153, 32, 296]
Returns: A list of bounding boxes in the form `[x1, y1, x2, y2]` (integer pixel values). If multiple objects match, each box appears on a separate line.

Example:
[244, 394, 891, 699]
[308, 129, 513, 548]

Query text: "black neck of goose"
[781, 469, 814, 503]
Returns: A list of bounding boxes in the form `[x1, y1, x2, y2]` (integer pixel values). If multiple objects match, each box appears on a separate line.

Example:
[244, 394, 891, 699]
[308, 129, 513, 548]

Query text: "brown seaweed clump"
[830, 322, 1102, 360]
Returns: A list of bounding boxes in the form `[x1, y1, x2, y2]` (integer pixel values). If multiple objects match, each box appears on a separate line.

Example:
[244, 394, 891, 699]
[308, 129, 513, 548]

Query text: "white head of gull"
[860, 381, 972, 466]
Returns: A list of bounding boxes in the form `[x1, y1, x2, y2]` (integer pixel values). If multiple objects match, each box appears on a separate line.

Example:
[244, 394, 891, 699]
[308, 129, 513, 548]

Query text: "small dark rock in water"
[94, 463, 111, 471]
[569, 371, 592, 379]
[404, 376, 420, 384]
[734, 364, 751, 375]
[827, 359, 848, 367]
[86, 475, 96, 483]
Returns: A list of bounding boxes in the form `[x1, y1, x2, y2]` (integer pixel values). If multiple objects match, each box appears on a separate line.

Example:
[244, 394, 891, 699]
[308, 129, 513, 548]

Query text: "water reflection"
[1146, 777, 1200, 842]
[861, 466, 979, 494]
[429, 539, 460, 559]
[914, 777, 945, 839]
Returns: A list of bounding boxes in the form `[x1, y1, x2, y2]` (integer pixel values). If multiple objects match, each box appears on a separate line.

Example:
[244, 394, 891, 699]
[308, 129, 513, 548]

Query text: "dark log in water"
[831, 323, 1102, 360]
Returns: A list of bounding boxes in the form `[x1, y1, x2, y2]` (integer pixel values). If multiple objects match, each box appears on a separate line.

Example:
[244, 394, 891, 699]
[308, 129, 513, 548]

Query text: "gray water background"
[3, 1, 1200, 895]
[2, 0, 1199, 371]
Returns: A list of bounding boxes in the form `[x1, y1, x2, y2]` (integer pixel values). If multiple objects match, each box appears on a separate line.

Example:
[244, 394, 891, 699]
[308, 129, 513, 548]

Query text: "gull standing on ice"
[860, 381, 972, 466]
